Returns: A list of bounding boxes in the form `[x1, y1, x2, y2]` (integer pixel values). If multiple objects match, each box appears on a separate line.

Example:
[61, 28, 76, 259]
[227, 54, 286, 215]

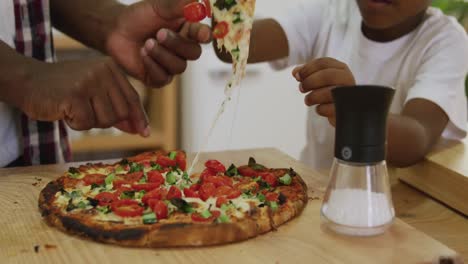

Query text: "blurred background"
[53, 0, 468, 163]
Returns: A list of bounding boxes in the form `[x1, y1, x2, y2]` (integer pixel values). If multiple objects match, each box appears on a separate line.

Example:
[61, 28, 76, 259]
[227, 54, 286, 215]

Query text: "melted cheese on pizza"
[210, 0, 256, 95]
[51, 153, 293, 227]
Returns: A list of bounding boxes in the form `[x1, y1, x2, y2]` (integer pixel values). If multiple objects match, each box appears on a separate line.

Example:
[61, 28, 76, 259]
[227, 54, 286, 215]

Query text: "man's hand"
[106, 0, 212, 87]
[20, 58, 149, 136]
[293, 57, 356, 126]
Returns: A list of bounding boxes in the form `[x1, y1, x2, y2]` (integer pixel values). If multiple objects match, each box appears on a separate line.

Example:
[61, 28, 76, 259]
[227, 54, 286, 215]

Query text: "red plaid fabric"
[13, 0, 71, 165]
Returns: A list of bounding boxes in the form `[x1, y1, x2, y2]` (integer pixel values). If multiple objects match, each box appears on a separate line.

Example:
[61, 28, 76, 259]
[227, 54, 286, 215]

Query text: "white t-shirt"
[272, 0, 468, 170]
[0, 1, 22, 166]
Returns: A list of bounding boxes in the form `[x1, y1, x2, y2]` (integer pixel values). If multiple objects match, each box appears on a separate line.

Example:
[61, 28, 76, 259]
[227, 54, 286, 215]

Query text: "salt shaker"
[320, 85, 396, 236]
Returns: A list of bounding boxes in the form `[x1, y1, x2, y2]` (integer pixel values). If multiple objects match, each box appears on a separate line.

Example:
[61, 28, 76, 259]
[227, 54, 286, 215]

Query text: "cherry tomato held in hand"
[184, 2, 207, 22]
[213, 21, 229, 39]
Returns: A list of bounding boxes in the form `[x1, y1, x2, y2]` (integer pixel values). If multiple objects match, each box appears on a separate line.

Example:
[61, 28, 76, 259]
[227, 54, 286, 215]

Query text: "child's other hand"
[292, 57, 356, 126]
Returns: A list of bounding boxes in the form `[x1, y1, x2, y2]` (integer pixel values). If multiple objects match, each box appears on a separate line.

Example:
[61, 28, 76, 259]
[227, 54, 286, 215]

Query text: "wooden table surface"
[389, 167, 468, 263]
[397, 138, 468, 216]
[390, 138, 468, 263]
[0, 148, 464, 264]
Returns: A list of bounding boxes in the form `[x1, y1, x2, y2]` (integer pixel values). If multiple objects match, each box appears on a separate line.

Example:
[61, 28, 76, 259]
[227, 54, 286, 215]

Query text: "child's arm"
[0, 41, 148, 136]
[213, 19, 289, 63]
[387, 101, 448, 167]
[293, 57, 457, 168]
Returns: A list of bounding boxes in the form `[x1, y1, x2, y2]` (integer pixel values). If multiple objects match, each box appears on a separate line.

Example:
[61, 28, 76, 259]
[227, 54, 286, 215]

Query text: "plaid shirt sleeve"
[13, 0, 71, 165]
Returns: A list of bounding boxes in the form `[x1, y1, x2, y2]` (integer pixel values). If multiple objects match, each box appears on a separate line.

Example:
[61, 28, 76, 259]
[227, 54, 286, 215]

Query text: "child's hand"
[292, 57, 356, 126]
[19, 58, 149, 137]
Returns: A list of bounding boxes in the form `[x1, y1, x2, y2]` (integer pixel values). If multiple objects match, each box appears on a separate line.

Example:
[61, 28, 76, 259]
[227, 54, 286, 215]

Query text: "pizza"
[210, 0, 256, 95]
[184, 0, 256, 95]
[39, 150, 308, 247]
[182, 0, 258, 175]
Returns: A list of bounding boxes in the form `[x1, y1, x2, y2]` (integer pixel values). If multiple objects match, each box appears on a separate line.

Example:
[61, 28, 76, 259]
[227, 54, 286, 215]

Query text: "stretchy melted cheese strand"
[188, 0, 256, 175]
[213, 0, 255, 96]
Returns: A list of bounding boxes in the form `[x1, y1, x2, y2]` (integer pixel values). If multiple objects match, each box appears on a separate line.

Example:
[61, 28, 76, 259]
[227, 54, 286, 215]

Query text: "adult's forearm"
[386, 114, 431, 167]
[0, 41, 38, 108]
[50, 0, 126, 53]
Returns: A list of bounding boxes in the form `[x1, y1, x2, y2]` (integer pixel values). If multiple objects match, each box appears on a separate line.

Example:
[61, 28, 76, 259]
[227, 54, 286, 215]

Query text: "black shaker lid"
[332, 85, 395, 163]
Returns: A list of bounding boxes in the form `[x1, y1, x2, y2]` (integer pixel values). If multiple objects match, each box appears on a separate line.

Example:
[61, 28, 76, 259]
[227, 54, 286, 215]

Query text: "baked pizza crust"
[38, 161, 308, 248]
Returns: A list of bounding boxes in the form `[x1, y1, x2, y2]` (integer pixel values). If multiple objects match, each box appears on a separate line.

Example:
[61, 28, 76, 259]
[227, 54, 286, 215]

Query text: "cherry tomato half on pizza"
[167, 186, 183, 200]
[147, 171, 164, 185]
[111, 200, 144, 217]
[142, 188, 168, 204]
[184, 184, 201, 198]
[83, 174, 106, 185]
[175, 151, 187, 171]
[148, 199, 168, 219]
[216, 196, 228, 208]
[191, 210, 221, 222]
[205, 160, 226, 173]
[183, 188, 200, 198]
[94, 192, 118, 206]
[214, 185, 240, 199]
[212, 21, 229, 39]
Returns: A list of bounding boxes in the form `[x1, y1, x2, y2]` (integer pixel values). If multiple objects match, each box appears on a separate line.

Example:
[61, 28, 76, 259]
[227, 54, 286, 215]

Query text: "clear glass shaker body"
[320, 158, 395, 236]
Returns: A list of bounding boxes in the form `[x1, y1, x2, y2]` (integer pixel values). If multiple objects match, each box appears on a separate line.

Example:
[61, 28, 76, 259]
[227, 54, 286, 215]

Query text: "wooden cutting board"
[398, 138, 468, 216]
[0, 148, 459, 264]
